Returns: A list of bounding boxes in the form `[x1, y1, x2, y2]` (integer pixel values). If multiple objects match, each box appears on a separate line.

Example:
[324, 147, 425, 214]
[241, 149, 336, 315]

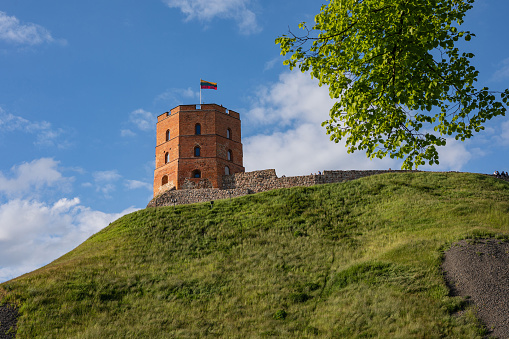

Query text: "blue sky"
[1, 0, 509, 282]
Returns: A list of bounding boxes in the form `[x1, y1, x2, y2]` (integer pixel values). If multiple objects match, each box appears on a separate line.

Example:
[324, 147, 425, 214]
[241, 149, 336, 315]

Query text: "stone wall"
[147, 187, 253, 207]
[147, 168, 412, 207]
[222, 169, 412, 193]
[182, 178, 213, 190]
[147, 168, 508, 208]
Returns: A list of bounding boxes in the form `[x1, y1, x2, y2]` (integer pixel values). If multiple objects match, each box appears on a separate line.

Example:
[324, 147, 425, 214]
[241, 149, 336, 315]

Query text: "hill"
[1, 172, 509, 338]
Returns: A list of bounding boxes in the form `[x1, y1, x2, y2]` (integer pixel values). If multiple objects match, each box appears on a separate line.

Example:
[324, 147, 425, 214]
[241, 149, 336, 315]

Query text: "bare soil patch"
[0, 303, 18, 339]
[443, 239, 509, 338]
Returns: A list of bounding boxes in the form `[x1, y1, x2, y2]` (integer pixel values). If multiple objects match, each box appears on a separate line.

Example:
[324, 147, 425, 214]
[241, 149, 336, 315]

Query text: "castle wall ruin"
[146, 168, 412, 208]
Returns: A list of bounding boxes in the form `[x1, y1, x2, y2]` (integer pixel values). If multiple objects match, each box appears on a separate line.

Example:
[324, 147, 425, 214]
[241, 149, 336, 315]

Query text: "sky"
[1, 0, 509, 282]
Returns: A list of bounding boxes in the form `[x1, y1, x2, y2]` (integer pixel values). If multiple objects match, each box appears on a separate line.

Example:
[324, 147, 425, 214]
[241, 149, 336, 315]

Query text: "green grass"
[1, 172, 509, 338]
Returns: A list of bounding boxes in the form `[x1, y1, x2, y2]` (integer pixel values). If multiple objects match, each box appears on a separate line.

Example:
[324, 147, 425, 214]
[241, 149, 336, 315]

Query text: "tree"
[276, 0, 509, 169]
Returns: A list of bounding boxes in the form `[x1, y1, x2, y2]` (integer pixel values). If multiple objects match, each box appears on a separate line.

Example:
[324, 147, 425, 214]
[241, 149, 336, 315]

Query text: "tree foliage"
[276, 0, 509, 169]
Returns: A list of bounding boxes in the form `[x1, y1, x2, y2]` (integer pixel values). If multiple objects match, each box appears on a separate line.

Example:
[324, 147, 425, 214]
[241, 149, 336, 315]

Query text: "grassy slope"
[1, 172, 509, 338]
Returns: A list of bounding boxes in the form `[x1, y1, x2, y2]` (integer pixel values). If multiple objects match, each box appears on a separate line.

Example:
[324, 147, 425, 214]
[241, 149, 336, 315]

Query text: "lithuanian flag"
[200, 80, 217, 90]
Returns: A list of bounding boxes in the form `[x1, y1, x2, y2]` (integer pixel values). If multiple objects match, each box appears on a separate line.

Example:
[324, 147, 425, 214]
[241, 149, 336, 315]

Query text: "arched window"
[225, 166, 230, 175]
[194, 146, 201, 157]
[166, 129, 170, 141]
[162, 175, 168, 185]
[227, 150, 232, 161]
[165, 152, 170, 164]
[195, 123, 201, 135]
[227, 128, 231, 139]
[192, 169, 201, 178]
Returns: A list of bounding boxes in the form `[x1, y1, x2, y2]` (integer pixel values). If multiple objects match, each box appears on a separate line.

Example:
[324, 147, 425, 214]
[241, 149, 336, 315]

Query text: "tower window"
[192, 170, 201, 178]
[166, 129, 170, 141]
[165, 152, 170, 164]
[227, 150, 232, 161]
[195, 123, 201, 135]
[225, 166, 230, 175]
[227, 128, 231, 139]
[162, 175, 168, 185]
[194, 146, 201, 157]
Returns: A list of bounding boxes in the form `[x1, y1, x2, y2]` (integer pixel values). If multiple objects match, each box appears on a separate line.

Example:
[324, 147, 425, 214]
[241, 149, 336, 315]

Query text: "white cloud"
[93, 170, 121, 182]
[0, 107, 69, 147]
[121, 109, 155, 137]
[155, 87, 197, 104]
[0, 11, 63, 45]
[491, 57, 509, 82]
[93, 170, 121, 197]
[244, 123, 399, 176]
[163, 0, 260, 35]
[0, 158, 71, 198]
[0, 158, 138, 282]
[120, 129, 136, 137]
[499, 120, 509, 144]
[125, 179, 152, 191]
[246, 71, 334, 129]
[0, 197, 137, 282]
[244, 71, 401, 175]
[129, 109, 155, 132]
[427, 138, 472, 171]
[264, 57, 281, 71]
[244, 71, 488, 174]
[470, 118, 509, 157]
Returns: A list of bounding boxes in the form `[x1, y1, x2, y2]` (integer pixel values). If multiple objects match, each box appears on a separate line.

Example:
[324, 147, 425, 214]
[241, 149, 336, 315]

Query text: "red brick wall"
[153, 104, 245, 196]
[153, 161, 178, 195]
[155, 113, 179, 169]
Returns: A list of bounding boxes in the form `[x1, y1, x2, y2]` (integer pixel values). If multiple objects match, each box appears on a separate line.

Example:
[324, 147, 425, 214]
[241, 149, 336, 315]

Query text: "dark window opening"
[165, 152, 170, 164]
[225, 166, 230, 175]
[166, 129, 170, 141]
[192, 170, 201, 178]
[162, 175, 168, 185]
[227, 150, 232, 161]
[227, 128, 231, 139]
[195, 123, 201, 135]
[194, 146, 201, 157]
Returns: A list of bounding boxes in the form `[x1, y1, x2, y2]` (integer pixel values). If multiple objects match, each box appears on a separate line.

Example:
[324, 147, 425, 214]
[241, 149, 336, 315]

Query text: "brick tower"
[153, 104, 245, 196]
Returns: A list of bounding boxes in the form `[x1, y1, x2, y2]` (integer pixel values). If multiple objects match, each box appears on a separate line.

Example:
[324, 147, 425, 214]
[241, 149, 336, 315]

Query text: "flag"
[200, 80, 217, 90]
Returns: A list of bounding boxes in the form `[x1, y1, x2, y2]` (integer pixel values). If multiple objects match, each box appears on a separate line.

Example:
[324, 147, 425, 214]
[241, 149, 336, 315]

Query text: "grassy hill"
[1, 172, 509, 338]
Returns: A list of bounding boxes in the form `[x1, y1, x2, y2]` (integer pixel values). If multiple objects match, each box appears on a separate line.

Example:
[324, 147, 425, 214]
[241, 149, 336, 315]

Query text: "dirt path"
[0, 303, 18, 339]
[443, 239, 509, 338]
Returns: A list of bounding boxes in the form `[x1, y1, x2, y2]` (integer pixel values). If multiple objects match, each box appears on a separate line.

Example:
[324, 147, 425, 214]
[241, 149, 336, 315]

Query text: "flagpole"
[200, 79, 202, 105]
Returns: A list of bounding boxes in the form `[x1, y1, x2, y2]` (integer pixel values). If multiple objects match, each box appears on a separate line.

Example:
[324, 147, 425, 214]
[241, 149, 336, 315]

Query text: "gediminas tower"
[153, 104, 245, 196]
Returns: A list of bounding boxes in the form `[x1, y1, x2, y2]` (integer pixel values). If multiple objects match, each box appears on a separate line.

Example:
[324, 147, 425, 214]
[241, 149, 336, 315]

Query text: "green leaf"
[276, 0, 507, 170]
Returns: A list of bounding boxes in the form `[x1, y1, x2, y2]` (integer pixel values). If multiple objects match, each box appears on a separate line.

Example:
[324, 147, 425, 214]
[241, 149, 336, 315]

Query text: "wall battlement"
[147, 168, 414, 208]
